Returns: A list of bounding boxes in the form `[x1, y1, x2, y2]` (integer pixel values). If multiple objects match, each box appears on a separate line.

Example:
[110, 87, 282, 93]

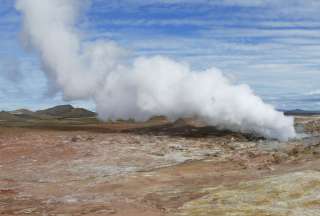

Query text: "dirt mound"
[129, 121, 262, 141]
[147, 115, 168, 123]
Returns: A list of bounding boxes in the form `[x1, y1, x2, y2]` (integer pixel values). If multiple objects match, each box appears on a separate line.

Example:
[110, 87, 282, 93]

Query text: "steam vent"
[1, 0, 320, 215]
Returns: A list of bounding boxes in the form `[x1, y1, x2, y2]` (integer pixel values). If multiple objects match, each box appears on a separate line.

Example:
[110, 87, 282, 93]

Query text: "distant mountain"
[36, 105, 96, 118]
[9, 108, 53, 120]
[283, 109, 320, 116]
[10, 109, 34, 115]
[0, 111, 22, 121]
[0, 105, 96, 122]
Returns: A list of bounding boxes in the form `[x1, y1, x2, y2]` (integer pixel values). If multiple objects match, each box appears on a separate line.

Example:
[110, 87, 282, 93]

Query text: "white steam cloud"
[15, 0, 296, 141]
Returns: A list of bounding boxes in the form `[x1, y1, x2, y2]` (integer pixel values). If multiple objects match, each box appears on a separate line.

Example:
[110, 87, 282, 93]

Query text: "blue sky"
[1, 0, 320, 111]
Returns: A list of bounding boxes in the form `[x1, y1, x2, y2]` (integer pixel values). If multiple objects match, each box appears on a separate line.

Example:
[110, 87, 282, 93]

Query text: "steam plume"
[16, 0, 296, 141]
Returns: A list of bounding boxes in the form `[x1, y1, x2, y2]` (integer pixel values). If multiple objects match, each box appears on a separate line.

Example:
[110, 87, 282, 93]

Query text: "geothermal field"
[0, 105, 320, 215]
[1, 0, 320, 215]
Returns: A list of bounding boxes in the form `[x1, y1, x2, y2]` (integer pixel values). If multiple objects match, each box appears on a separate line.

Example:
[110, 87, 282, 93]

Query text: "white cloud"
[305, 90, 320, 96]
[1, 0, 319, 111]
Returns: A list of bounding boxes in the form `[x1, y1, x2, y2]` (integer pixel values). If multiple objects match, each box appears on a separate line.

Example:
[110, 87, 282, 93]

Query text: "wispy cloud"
[0, 0, 319, 110]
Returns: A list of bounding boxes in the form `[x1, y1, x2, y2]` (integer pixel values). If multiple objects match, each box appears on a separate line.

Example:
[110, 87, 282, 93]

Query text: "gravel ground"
[0, 116, 320, 215]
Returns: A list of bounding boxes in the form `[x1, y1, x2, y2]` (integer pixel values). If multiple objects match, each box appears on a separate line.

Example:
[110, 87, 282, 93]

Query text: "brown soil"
[0, 117, 320, 215]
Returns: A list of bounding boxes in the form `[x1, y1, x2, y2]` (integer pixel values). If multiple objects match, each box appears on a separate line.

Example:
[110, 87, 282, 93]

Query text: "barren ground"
[0, 116, 320, 215]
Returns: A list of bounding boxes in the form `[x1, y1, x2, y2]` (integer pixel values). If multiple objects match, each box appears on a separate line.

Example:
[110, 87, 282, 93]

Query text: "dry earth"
[0, 116, 320, 215]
